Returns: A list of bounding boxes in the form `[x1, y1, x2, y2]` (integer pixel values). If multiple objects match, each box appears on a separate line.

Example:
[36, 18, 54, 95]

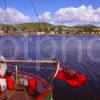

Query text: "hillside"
[0, 22, 99, 30]
[0, 22, 100, 35]
[17, 22, 54, 31]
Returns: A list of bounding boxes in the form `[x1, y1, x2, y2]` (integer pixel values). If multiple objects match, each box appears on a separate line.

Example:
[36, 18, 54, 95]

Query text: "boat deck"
[0, 85, 33, 100]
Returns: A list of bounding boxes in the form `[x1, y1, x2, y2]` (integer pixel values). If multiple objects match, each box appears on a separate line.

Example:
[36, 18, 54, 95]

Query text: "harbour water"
[0, 35, 100, 100]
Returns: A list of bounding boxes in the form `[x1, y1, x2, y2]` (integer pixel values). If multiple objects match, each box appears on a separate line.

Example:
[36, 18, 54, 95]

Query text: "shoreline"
[0, 33, 100, 36]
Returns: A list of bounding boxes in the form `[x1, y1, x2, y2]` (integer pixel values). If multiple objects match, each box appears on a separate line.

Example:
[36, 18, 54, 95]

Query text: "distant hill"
[0, 24, 13, 29]
[74, 24, 96, 29]
[17, 22, 54, 31]
[0, 22, 100, 32]
[75, 24, 97, 28]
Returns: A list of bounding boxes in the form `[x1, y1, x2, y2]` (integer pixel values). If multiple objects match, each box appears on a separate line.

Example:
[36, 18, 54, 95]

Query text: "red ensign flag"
[55, 64, 87, 87]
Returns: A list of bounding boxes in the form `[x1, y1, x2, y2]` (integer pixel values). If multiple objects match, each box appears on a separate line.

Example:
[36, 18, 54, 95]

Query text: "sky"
[0, 0, 100, 26]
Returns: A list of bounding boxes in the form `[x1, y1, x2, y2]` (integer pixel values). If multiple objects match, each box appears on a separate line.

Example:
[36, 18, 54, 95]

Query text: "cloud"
[39, 12, 52, 22]
[39, 5, 100, 26]
[0, 7, 31, 24]
[39, 12, 54, 24]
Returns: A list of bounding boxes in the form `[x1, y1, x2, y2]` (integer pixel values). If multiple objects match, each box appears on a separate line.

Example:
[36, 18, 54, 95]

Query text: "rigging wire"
[3, 0, 12, 24]
[30, 39, 58, 84]
[0, 15, 3, 29]
[3, 0, 23, 33]
[29, 0, 44, 32]
[23, 83, 29, 100]
[34, 41, 56, 58]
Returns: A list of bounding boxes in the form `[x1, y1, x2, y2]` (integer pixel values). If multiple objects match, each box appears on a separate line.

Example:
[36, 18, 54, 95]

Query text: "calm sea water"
[0, 35, 100, 100]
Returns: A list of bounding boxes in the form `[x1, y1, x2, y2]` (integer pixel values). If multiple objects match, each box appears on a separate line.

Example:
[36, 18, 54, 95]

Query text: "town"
[0, 22, 100, 35]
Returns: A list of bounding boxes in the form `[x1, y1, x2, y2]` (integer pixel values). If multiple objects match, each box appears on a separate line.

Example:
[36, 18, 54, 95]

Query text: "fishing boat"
[0, 56, 57, 100]
[0, 56, 87, 100]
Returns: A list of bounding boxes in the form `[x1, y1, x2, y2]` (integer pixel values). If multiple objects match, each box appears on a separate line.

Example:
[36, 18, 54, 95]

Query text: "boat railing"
[0, 60, 57, 65]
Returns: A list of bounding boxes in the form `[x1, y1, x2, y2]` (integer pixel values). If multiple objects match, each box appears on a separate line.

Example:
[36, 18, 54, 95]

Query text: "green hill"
[17, 22, 54, 31]
[0, 22, 99, 33]
[74, 24, 97, 31]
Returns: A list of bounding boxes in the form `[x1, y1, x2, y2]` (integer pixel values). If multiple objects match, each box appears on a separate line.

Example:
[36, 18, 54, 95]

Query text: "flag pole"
[15, 65, 20, 86]
[49, 62, 60, 86]
[15, 65, 19, 85]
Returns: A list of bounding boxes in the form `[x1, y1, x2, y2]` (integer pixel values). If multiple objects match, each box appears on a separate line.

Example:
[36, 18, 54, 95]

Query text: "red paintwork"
[0, 71, 53, 100]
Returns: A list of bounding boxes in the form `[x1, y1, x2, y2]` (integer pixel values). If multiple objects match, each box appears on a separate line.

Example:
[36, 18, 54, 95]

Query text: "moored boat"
[0, 57, 56, 100]
[0, 57, 87, 100]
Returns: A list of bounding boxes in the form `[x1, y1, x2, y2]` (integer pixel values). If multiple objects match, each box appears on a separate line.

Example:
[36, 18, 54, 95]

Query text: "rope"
[3, 0, 24, 34]
[8, 91, 16, 100]
[3, 0, 12, 24]
[24, 87, 29, 100]
[32, 40, 56, 58]
[0, 14, 3, 29]
[30, 0, 44, 31]
[32, 40, 59, 84]
[23, 37, 58, 85]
